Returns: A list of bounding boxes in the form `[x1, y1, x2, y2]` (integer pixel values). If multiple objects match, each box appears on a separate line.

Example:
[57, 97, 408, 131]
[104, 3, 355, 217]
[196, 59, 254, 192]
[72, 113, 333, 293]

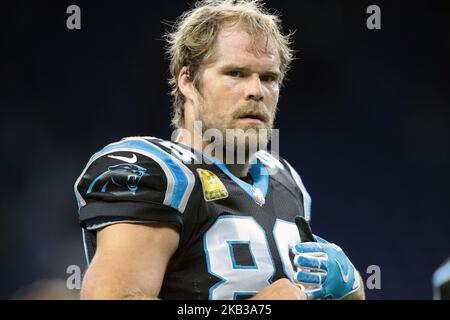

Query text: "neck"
[175, 128, 254, 178]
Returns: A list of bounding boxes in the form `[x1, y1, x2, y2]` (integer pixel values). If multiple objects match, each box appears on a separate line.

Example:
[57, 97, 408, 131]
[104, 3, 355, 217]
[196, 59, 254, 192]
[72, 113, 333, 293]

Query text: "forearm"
[81, 266, 160, 300]
[81, 282, 159, 300]
[342, 271, 365, 300]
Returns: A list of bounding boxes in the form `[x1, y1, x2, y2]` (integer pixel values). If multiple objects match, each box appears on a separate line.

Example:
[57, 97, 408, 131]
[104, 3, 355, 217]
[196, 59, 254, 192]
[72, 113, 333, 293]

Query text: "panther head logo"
[87, 163, 150, 195]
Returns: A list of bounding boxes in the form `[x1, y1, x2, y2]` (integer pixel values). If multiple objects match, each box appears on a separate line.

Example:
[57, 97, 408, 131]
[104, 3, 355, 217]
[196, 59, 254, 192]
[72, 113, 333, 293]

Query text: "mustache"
[232, 103, 271, 123]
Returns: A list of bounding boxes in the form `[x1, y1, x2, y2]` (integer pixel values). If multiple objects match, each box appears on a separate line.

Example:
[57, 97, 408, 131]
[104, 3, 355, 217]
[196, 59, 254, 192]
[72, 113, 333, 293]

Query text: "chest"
[195, 182, 304, 299]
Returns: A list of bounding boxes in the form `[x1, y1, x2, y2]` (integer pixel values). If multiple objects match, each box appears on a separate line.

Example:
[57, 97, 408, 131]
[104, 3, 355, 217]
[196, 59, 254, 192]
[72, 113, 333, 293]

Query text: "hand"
[292, 235, 361, 300]
[251, 279, 307, 300]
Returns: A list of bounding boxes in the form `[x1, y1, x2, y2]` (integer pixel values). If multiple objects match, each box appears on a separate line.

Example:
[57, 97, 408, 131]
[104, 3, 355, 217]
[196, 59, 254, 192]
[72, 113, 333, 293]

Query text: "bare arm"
[343, 271, 366, 300]
[81, 222, 180, 300]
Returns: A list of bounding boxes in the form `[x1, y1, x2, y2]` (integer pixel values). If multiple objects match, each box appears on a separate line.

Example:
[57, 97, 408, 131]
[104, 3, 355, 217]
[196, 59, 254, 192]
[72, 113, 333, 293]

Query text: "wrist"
[342, 271, 365, 300]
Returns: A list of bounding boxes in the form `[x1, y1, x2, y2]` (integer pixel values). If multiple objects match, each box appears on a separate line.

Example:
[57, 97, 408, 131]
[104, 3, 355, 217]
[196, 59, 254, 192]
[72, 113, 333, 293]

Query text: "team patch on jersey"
[197, 169, 229, 202]
[87, 163, 150, 195]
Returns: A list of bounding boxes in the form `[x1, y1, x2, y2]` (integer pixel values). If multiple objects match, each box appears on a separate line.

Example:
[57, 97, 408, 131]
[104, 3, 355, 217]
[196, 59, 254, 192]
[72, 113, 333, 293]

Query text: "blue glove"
[292, 235, 361, 300]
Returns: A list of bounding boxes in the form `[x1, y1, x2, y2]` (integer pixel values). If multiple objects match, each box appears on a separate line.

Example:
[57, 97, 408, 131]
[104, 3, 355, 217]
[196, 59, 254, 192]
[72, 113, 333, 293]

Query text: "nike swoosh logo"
[108, 154, 137, 164]
[336, 259, 350, 283]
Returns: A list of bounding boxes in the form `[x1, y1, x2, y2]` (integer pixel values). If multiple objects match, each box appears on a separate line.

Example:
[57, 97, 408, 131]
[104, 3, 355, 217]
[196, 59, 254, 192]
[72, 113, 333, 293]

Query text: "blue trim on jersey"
[227, 241, 258, 270]
[233, 292, 258, 300]
[285, 161, 312, 221]
[203, 225, 227, 300]
[249, 161, 269, 196]
[433, 261, 450, 287]
[272, 219, 303, 285]
[91, 139, 187, 210]
[87, 171, 110, 194]
[100, 180, 110, 192]
[201, 152, 269, 204]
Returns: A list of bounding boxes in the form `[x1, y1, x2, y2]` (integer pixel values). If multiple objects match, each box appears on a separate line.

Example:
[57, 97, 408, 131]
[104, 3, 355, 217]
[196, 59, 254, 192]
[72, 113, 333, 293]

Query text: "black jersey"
[75, 136, 312, 300]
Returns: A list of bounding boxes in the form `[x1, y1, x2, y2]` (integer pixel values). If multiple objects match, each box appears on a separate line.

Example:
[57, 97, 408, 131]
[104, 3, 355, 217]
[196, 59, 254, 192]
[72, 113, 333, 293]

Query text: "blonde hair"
[165, 0, 294, 128]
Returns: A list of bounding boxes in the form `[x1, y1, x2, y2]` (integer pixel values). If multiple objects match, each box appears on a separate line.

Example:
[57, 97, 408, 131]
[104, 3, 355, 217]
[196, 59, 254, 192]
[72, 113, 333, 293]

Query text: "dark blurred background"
[0, 0, 448, 299]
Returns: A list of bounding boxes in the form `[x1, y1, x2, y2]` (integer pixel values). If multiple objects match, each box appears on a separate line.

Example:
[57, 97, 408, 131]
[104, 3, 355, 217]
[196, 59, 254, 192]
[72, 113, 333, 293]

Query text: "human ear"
[178, 66, 196, 103]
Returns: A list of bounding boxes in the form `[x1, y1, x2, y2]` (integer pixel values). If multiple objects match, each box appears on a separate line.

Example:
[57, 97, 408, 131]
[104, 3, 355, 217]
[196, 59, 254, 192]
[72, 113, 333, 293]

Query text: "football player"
[433, 258, 450, 300]
[75, 0, 365, 300]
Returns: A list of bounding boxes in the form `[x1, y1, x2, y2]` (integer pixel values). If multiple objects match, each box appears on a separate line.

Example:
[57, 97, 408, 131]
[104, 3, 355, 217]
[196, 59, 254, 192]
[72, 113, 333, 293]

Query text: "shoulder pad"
[74, 136, 196, 214]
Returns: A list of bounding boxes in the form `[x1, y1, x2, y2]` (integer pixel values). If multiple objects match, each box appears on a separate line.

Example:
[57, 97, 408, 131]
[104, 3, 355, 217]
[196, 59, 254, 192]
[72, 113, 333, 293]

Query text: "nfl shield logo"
[251, 186, 265, 206]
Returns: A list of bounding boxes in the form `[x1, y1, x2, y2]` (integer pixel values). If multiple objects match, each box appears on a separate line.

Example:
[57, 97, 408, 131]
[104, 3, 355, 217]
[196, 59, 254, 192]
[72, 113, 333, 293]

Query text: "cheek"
[203, 75, 227, 99]
[207, 84, 239, 112]
[265, 86, 280, 108]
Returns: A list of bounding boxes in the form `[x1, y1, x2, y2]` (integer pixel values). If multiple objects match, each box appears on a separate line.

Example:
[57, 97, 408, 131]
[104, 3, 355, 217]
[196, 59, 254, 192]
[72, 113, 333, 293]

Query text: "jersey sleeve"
[74, 137, 196, 230]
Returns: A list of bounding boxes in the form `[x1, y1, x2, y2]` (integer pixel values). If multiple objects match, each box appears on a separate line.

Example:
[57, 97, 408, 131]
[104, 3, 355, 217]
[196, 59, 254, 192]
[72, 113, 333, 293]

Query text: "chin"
[232, 122, 268, 132]
[232, 133, 270, 157]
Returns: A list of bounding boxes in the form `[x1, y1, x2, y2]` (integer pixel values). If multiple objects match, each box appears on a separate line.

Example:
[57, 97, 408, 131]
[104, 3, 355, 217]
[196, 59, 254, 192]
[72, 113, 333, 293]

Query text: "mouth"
[127, 175, 138, 189]
[238, 112, 266, 124]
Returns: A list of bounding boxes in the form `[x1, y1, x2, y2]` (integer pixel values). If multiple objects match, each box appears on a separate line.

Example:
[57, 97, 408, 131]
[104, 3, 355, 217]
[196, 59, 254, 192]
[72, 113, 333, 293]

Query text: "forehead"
[211, 24, 280, 70]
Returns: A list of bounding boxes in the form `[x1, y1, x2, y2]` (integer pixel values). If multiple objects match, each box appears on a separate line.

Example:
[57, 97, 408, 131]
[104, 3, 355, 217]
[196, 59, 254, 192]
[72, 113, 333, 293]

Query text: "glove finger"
[293, 242, 323, 254]
[294, 270, 327, 285]
[313, 234, 329, 244]
[294, 255, 328, 271]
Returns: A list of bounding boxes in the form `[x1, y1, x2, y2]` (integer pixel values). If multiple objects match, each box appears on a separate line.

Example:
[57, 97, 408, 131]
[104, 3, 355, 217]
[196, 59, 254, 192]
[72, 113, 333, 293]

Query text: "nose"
[245, 74, 264, 102]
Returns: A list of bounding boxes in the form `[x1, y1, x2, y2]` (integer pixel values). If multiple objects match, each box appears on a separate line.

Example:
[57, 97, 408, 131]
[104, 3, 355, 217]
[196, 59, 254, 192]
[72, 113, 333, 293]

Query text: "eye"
[260, 74, 278, 83]
[226, 70, 244, 78]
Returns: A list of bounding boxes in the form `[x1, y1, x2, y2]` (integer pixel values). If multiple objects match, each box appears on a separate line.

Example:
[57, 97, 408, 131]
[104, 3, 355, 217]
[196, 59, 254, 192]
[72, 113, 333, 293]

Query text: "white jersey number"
[204, 216, 300, 300]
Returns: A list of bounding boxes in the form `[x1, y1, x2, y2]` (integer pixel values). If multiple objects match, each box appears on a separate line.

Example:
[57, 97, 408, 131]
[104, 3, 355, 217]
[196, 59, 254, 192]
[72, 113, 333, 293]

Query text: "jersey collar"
[201, 152, 269, 206]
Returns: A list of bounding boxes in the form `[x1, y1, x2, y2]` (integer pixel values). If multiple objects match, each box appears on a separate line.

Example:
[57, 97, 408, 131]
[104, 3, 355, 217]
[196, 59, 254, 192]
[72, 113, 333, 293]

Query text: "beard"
[198, 101, 276, 163]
